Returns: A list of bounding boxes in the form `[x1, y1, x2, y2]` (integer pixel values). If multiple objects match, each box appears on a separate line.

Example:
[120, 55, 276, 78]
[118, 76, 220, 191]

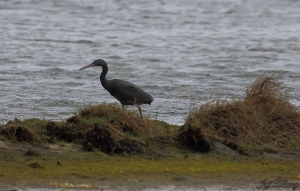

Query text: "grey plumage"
[79, 59, 153, 117]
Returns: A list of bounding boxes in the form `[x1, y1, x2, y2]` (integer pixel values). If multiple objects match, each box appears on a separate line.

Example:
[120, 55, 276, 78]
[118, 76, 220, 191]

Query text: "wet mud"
[0, 75, 300, 190]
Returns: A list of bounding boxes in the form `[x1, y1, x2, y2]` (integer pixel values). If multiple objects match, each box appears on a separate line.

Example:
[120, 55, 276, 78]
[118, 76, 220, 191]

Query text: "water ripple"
[1, 0, 300, 125]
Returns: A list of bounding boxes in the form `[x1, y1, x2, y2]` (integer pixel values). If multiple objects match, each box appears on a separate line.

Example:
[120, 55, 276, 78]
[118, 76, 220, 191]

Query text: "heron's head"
[79, 59, 107, 70]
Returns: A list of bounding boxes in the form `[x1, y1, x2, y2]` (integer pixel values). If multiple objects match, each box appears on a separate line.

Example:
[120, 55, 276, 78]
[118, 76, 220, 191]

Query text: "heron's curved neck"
[100, 64, 109, 90]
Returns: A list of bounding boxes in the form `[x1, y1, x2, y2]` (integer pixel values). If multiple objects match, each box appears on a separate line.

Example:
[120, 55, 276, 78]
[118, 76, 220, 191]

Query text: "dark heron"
[79, 59, 153, 117]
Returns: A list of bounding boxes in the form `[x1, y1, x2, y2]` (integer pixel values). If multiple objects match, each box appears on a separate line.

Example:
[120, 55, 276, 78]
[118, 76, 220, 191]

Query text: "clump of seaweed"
[82, 123, 147, 154]
[0, 103, 177, 155]
[180, 75, 300, 154]
[0, 118, 50, 144]
[24, 148, 41, 156]
[77, 103, 149, 135]
[0, 118, 43, 144]
[75, 103, 174, 153]
[2, 75, 298, 156]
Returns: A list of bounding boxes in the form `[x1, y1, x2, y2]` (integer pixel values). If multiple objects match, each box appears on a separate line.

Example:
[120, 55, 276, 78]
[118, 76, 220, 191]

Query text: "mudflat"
[0, 140, 299, 190]
[1, 75, 300, 190]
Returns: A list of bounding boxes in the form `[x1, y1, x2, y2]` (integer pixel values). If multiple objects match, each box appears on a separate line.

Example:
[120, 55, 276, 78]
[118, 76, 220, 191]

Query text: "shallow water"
[8, 184, 290, 191]
[8, 185, 256, 191]
[1, 0, 300, 125]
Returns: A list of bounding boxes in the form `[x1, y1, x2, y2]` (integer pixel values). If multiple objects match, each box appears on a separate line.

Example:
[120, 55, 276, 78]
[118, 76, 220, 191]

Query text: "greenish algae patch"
[180, 75, 300, 155]
[1, 75, 300, 189]
[0, 146, 299, 188]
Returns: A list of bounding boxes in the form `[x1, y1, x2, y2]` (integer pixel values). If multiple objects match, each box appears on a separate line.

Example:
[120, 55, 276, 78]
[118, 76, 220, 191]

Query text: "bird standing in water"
[79, 59, 153, 117]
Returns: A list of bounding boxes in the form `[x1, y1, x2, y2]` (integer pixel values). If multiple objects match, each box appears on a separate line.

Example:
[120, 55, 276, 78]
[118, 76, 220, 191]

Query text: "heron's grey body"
[79, 59, 153, 117]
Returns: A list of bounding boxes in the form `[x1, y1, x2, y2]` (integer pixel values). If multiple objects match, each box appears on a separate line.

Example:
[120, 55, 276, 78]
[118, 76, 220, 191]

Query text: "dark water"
[15, 185, 253, 191]
[1, 0, 300, 125]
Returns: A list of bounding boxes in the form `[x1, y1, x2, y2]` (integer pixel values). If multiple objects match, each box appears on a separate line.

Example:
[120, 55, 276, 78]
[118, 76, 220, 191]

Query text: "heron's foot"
[135, 104, 143, 118]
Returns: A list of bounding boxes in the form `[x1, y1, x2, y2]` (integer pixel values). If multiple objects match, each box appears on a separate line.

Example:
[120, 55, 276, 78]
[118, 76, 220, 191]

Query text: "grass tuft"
[181, 75, 300, 154]
[1, 75, 299, 156]
[0, 103, 178, 154]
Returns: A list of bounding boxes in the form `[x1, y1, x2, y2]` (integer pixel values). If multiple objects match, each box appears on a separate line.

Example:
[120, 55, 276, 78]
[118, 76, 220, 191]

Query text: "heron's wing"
[119, 82, 140, 90]
[111, 79, 141, 90]
[110, 79, 153, 105]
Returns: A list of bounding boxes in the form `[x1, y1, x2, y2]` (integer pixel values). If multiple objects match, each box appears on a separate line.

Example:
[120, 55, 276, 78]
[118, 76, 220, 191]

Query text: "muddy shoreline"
[0, 139, 299, 190]
[1, 76, 300, 190]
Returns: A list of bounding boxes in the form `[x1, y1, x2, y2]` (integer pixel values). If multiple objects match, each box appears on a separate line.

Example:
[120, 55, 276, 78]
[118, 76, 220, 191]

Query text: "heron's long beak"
[79, 63, 97, 70]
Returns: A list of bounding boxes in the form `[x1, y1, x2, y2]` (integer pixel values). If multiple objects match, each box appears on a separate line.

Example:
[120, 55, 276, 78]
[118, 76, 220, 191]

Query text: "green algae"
[0, 147, 299, 188]
[0, 103, 178, 154]
[1, 75, 300, 188]
[181, 75, 300, 155]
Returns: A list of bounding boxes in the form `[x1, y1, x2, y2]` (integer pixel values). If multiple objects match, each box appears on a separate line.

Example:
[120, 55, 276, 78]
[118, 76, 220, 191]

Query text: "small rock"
[212, 141, 239, 156]
[24, 149, 40, 156]
[29, 162, 44, 169]
[173, 175, 187, 181]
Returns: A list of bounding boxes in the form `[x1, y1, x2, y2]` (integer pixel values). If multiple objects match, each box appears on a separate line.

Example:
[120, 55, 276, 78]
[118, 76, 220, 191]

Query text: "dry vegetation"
[0, 75, 299, 157]
[1, 75, 300, 190]
[0, 103, 177, 155]
[179, 75, 300, 155]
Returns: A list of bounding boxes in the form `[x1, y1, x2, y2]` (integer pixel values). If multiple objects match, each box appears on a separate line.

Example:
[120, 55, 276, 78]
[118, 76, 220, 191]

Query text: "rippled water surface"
[1, 0, 300, 125]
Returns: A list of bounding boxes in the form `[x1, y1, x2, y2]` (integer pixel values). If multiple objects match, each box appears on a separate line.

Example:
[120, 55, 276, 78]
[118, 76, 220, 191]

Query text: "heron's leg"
[122, 104, 125, 109]
[135, 104, 143, 118]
